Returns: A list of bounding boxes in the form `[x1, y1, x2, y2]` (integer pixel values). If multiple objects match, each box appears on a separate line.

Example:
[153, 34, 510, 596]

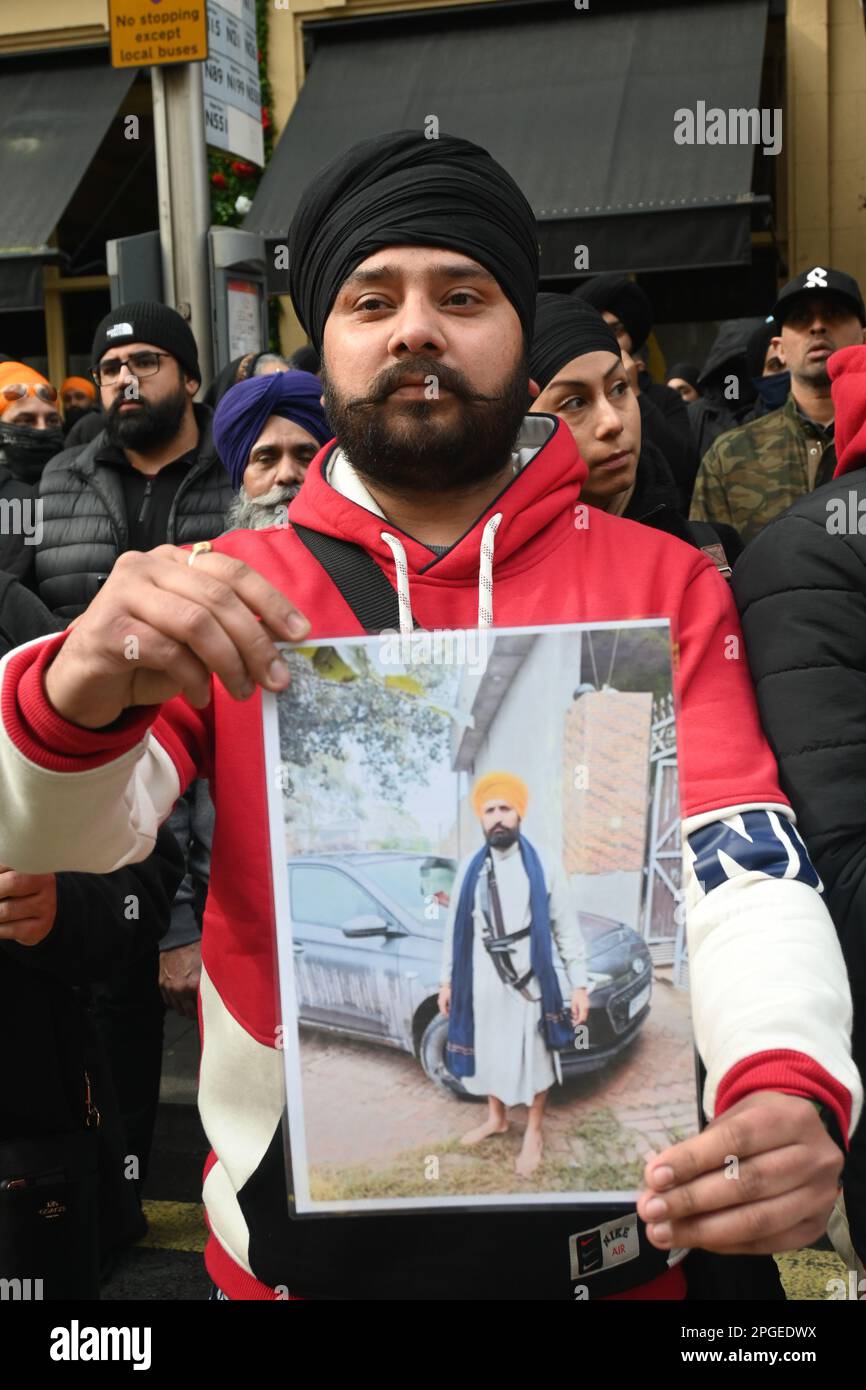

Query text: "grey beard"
[224, 483, 299, 531]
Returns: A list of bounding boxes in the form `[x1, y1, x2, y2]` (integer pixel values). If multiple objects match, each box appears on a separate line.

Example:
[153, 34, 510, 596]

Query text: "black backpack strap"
[292, 523, 420, 633]
[685, 520, 733, 580]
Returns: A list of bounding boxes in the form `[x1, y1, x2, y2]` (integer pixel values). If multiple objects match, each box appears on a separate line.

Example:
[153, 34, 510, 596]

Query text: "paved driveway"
[300, 976, 697, 1170]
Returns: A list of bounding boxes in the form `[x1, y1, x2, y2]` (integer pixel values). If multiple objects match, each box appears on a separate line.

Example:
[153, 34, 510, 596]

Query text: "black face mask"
[751, 370, 791, 414]
[0, 421, 66, 483]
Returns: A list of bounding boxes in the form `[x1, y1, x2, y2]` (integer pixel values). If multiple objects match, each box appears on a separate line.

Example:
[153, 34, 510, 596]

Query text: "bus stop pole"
[150, 61, 214, 392]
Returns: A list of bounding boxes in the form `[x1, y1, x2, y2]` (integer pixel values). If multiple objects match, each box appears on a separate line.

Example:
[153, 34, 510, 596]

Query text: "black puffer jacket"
[733, 468, 866, 991]
[35, 404, 233, 617]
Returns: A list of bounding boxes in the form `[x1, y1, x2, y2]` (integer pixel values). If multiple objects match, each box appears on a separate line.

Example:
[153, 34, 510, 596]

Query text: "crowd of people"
[1, 125, 865, 1303]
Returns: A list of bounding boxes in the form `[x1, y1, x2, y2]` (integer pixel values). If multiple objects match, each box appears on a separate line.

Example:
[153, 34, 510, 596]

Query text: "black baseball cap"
[773, 267, 866, 329]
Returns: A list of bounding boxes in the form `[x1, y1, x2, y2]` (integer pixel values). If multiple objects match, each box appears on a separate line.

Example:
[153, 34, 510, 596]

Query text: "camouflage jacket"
[689, 393, 836, 544]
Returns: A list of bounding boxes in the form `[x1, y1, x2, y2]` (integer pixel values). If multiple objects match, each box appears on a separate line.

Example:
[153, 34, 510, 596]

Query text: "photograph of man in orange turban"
[439, 770, 590, 1177]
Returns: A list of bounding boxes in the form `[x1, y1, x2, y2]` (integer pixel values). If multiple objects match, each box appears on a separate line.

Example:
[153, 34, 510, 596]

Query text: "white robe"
[441, 842, 588, 1107]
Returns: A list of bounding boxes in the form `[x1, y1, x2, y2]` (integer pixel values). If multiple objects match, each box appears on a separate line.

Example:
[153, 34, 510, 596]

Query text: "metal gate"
[641, 694, 686, 983]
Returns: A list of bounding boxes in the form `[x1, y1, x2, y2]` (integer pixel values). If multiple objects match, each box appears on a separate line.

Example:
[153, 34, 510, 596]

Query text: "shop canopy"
[0, 56, 136, 309]
[247, 0, 770, 285]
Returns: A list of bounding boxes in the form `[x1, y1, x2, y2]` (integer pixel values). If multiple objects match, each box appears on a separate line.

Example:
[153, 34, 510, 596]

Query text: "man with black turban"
[1, 129, 856, 1308]
[287, 129, 539, 508]
[573, 272, 653, 360]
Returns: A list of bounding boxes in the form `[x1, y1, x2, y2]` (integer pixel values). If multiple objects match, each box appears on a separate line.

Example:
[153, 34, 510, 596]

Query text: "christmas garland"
[208, 0, 275, 228]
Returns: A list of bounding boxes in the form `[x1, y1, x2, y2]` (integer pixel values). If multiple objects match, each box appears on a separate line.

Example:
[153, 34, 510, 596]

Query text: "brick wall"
[562, 691, 652, 875]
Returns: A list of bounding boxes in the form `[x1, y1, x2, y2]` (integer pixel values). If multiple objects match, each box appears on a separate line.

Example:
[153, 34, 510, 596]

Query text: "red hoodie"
[830, 344, 866, 478]
[0, 414, 858, 1300]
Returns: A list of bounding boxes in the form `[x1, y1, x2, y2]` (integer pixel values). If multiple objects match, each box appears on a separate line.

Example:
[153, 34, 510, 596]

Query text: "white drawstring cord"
[380, 532, 414, 636]
[478, 513, 502, 628]
[381, 511, 503, 637]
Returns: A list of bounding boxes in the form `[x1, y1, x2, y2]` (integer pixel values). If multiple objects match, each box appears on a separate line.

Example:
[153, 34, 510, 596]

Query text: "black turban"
[667, 361, 701, 391]
[572, 273, 653, 353]
[529, 293, 621, 391]
[288, 130, 540, 354]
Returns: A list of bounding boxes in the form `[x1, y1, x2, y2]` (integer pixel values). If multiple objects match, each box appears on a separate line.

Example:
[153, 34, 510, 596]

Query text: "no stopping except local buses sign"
[109, 1, 208, 69]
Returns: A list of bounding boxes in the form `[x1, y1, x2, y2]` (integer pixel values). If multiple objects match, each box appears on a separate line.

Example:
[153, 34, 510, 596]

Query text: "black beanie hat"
[91, 301, 201, 384]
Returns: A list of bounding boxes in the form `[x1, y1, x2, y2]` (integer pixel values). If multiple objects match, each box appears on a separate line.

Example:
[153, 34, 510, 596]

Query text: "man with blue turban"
[214, 370, 332, 531]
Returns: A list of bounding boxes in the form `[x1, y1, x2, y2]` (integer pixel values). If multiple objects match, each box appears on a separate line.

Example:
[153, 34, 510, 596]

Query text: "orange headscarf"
[0, 362, 54, 416]
[471, 771, 529, 820]
[60, 375, 97, 404]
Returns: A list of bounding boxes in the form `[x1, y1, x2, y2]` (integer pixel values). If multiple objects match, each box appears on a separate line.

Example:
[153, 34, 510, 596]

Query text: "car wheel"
[419, 1013, 481, 1101]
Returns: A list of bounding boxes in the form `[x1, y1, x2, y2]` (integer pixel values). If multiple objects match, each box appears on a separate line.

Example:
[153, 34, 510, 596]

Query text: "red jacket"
[0, 414, 858, 1300]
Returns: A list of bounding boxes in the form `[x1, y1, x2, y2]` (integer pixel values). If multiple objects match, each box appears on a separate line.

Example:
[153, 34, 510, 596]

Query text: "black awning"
[248, 0, 769, 283]
[0, 57, 136, 265]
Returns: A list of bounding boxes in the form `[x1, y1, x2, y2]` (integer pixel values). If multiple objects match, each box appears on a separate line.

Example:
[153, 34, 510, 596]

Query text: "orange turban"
[471, 771, 529, 820]
[60, 375, 97, 403]
[0, 362, 53, 416]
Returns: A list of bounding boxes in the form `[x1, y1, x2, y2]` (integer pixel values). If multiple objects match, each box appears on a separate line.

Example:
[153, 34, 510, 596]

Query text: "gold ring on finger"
[187, 541, 214, 568]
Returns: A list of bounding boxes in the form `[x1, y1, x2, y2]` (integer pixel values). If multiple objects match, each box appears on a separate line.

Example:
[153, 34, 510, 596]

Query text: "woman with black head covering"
[529, 294, 742, 568]
[573, 274, 699, 498]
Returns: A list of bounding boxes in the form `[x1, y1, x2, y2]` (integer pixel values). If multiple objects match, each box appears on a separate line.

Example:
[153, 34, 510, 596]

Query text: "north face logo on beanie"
[91, 301, 201, 383]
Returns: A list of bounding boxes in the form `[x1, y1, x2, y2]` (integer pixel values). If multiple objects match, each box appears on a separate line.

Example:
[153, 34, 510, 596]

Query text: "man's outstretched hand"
[43, 546, 310, 729]
[637, 1090, 844, 1255]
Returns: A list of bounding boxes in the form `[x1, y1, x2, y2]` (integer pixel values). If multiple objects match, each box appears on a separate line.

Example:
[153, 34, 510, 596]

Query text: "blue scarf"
[446, 836, 573, 1078]
[751, 370, 791, 417]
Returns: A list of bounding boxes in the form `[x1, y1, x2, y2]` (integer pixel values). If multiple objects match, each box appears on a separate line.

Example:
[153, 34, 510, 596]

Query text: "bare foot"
[460, 1117, 509, 1147]
[515, 1130, 543, 1177]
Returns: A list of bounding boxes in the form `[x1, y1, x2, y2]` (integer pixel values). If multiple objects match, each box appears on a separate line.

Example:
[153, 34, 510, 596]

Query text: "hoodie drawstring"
[477, 513, 502, 628]
[380, 532, 414, 637]
[380, 512, 503, 636]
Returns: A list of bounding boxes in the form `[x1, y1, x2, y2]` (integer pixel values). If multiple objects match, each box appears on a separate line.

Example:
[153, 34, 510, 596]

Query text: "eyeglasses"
[1, 382, 58, 404]
[93, 351, 169, 385]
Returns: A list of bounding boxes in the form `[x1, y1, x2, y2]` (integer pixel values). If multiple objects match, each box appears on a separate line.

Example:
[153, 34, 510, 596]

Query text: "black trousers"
[89, 936, 165, 1198]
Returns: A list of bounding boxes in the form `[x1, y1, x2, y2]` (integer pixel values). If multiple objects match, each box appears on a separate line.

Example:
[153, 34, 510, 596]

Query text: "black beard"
[486, 824, 519, 849]
[320, 351, 530, 495]
[104, 383, 188, 452]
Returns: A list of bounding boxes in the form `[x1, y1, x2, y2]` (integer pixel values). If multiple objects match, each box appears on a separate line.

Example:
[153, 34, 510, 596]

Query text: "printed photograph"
[264, 621, 700, 1215]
